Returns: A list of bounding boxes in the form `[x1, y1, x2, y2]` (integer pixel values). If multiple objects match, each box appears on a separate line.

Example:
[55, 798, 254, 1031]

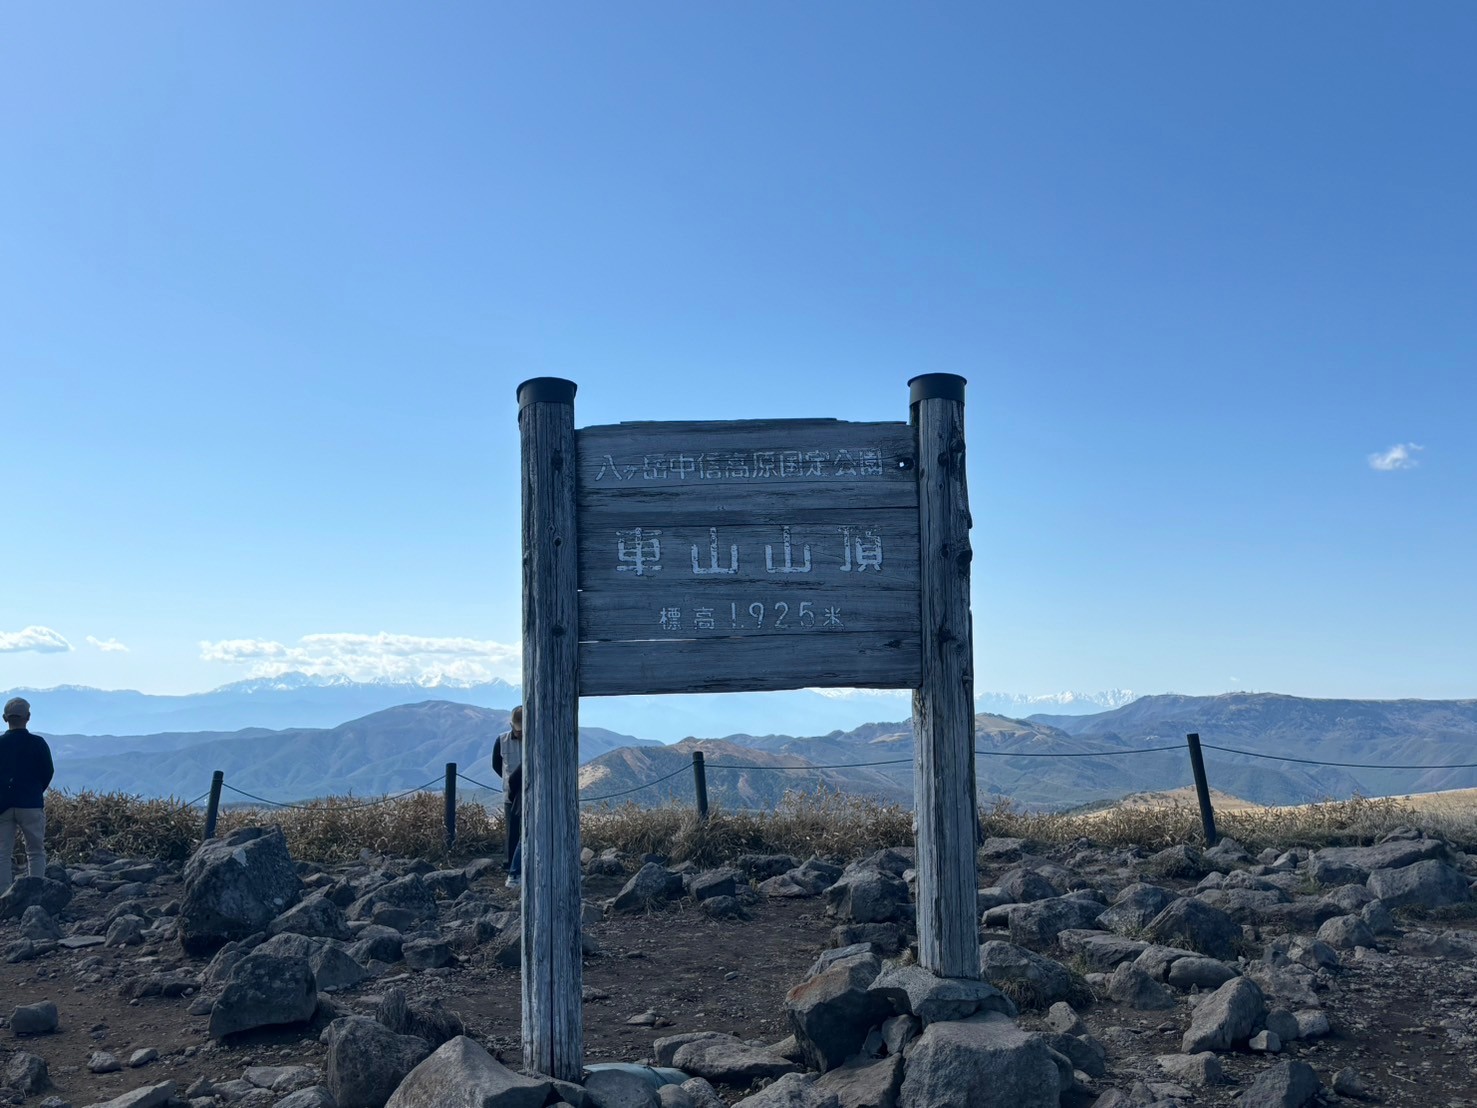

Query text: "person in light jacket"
[492, 705, 523, 889]
[1, 697, 54, 890]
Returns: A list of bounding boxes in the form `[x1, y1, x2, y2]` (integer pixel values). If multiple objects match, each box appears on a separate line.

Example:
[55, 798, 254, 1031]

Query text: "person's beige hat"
[3, 696, 30, 720]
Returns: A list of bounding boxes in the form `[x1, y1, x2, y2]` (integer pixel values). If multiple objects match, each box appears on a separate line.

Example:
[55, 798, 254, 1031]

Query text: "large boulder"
[824, 870, 911, 925]
[208, 951, 318, 1039]
[326, 1016, 432, 1108]
[993, 868, 1058, 904]
[869, 962, 1016, 1025]
[978, 941, 1076, 1009]
[815, 1055, 904, 1108]
[785, 955, 891, 1073]
[1311, 839, 1446, 885]
[347, 874, 439, 924]
[383, 1035, 553, 1108]
[270, 894, 353, 941]
[1240, 1060, 1321, 1108]
[1181, 977, 1266, 1054]
[1143, 899, 1241, 960]
[1005, 896, 1107, 949]
[1097, 884, 1178, 935]
[1107, 962, 1176, 1010]
[731, 1072, 836, 1108]
[1366, 860, 1471, 911]
[670, 1036, 801, 1086]
[256, 931, 370, 990]
[180, 827, 304, 957]
[897, 1011, 1062, 1108]
[613, 864, 686, 913]
[0, 877, 72, 920]
[1055, 930, 1148, 971]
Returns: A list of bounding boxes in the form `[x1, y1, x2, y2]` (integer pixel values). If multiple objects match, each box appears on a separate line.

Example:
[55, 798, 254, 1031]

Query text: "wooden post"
[203, 770, 224, 841]
[1185, 733, 1218, 846]
[444, 763, 457, 852]
[692, 751, 709, 821]
[909, 373, 980, 980]
[517, 376, 584, 1081]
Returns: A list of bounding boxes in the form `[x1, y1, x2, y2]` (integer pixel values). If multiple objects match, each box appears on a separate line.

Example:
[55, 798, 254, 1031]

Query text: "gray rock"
[271, 895, 353, 941]
[868, 961, 1015, 1025]
[179, 827, 304, 957]
[88, 1052, 123, 1074]
[785, 956, 890, 1073]
[274, 1090, 337, 1108]
[1143, 899, 1240, 960]
[1107, 963, 1176, 1009]
[1366, 860, 1471, 910]
[1313, 839, 1445, 885]
[1145, 844, 1206, 880]
[1239, 1060, 1320, 1108]
[656, 1085, 694, 1108]
[1294, 1009, 1330, 1039]
[327, 1016, 431, 1108]
[652, 1032, 730, 1067]
[1245, 964, 1321, 1009]
[209, 952, 318, 1039]
[1361, 899, 1397, 935]
[402, 938, 453, 970]
[347, 924, 404, 965]
[1181, 977, 1266, 1053]
[19, 905, 62, 941]
[1165, 957, 1238, 991]
[583, 1069, 661, 1108]
[1043, 1031, 1106, 1077]
[815, 1054, 903, 1108]
[1316, 914, 1375, 950]
[671, 1035, 801, 1085]
[347, 875, 438, 925]
[993, 868, 1057, 904]
[0, 877, 72, 920]
[422, 869, 470, 900]
[1331, 1067, 1369, 1098]
[736, 854, 801, 881]
[700, 896, 746, 921]
[613, 864, 686, 913]
[1054, 930, 1147, 971]
[680, 1078, 725, 1108]
[82, 1081, 176, 1108]
[382, 1035, 553, 1108]
[1004, 895, 1105, 949]
[5, 1050, 49, 1095]
[731, 1073, 836, 1108]
[1043, 1001, 1085, 1037]
[128, 1048, 159, 1067]
[1155, 1052, 1223, 1086]
[1097, 884, 1178, 934]
[897, 1011, 1061, 1108]
[243, 1064, 321, 1092]
[256, 933, 370, 991]
[824, 870, 911, 925]
[689, 869, 740, 902]
[978, 941, 1075, 1008]
[9, 1000, 59, 1035]
[105, 915, 146, 947]
[880, 1013, 920, 1056]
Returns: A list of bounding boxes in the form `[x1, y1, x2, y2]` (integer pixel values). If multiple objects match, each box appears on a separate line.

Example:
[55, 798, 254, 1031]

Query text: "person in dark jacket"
[491, 705, 523, 889]
[1, 697, 54, 890]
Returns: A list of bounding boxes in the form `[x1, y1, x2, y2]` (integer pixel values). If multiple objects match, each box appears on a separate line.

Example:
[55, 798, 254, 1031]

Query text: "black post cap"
[908, 373, 967, 406]
[516, 377, 578, 408]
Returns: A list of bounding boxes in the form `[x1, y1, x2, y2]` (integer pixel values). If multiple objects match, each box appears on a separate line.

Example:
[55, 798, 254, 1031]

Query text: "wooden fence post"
[444, 763, 457, 852]
[692, 751, 709, 821]
[909, 373, 980, 980]
[517, 376, 584, 1081]
[203, 770, 224, 841]
[1185, 733, 1218, 846]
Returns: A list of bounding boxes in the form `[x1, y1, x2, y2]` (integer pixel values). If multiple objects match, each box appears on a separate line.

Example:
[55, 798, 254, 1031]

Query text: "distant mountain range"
[0, 674, 1137, 744]
[29, 690, 1477, 811]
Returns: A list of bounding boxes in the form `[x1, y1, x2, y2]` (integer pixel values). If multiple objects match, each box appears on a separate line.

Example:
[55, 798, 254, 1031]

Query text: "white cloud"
[199, 631, 521, 684]
[1368, 443, 1423, 471]
[0, 626, 73, 654]
[85, 635, 130, 653]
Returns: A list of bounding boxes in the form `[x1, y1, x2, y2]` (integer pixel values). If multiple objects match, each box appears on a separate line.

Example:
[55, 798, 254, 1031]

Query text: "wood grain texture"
[519, 394, 585, 1081]
[576, 419, 917, 512]
[579, 632, 921, 696]
[911, 388, 981, 980]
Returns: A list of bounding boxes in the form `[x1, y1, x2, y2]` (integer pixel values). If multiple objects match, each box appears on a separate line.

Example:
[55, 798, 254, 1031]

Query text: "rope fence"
[188, 731, 1477, 849]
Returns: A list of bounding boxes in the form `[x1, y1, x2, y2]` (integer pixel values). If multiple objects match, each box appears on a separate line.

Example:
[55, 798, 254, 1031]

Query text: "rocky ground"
[2, 825, 1476, 1108]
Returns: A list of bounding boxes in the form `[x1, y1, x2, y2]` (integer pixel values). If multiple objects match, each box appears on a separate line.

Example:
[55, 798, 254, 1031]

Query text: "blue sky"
[3, 3, 1474, 702]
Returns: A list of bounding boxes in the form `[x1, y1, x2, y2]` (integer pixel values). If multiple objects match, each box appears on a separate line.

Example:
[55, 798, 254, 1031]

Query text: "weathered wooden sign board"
[517, 376, 977, 1083]
[575, 418, 922, 695]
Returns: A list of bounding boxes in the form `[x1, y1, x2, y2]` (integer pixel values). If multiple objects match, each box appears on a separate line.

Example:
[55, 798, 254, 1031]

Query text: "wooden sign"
[576, 419, 923, 695]
[516, 375, 978, 1084]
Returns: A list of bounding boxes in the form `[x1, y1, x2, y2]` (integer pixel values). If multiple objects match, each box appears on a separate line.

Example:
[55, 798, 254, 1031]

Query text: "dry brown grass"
[34, 784, 1477, 868]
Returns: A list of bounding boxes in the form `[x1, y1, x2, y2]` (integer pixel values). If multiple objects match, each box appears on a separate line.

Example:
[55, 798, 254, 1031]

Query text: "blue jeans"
[510, 841, 522, 878]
